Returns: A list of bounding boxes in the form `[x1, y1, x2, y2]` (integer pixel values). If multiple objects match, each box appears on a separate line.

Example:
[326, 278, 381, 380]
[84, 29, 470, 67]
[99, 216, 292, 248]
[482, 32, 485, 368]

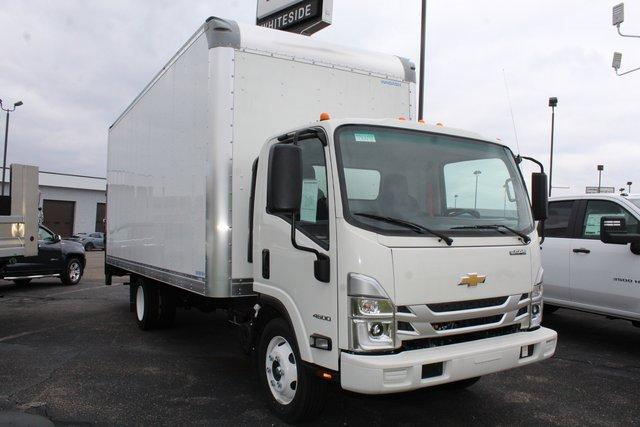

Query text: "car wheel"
[61, 257, 83, 285]
[258, 318, 327, 422]
[13, 278, 32, 285]
[84, 242, 94, 251]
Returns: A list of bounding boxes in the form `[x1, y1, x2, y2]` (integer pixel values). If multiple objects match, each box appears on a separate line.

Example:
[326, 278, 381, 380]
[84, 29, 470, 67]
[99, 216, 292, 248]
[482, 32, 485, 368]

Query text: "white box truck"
[106, 17, 557, 422]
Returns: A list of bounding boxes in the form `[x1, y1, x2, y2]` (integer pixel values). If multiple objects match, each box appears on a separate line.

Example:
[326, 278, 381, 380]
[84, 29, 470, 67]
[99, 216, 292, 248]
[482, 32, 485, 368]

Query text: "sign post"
[256, 0, 333, 35]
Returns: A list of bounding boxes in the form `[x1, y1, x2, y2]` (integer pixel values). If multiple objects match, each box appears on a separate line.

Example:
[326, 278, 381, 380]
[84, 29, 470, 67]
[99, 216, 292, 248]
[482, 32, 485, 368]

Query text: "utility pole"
[418, 0, 427, 121]
[0, 99, 23, 196]
[548, 97, 557, 196]
[473, 170, 482, 209]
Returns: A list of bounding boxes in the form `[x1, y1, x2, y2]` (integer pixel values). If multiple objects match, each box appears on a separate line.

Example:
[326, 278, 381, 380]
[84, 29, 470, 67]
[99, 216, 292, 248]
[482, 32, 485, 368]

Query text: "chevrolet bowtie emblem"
[459, 273, 486, 287]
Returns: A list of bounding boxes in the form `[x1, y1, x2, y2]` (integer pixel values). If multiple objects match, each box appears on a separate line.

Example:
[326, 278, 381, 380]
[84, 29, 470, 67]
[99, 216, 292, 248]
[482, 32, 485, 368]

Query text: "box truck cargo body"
[107, 17, 415, 298]
[107, 17, 557, 422]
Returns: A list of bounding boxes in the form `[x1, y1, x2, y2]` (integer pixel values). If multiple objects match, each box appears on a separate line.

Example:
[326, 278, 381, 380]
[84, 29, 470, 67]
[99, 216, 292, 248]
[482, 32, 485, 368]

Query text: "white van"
[542, 193, 640, 326]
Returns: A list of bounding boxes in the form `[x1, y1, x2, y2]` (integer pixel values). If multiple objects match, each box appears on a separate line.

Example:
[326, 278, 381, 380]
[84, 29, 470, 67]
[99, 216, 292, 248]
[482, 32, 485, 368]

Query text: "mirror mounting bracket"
[290, 216, 330, 283]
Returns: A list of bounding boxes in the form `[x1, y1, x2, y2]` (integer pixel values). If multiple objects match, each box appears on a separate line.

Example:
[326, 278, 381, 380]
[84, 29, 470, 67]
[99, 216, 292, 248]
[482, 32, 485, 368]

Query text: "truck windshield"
[334, 125, 534, 237]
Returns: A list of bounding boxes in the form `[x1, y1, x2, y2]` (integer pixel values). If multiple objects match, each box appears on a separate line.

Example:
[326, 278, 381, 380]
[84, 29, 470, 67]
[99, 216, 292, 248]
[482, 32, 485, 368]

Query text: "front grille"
[431, 314, 503, 331]
[402, 325, 521, 350]
[427, 296, 508, 312]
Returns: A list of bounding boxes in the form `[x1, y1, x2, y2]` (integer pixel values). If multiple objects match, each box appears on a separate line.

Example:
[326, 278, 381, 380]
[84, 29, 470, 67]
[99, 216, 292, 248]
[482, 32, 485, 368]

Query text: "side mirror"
[54, 234, 62, 242]
[531, 172, 548, 221]
[600, 216, 631, 244]
[267, 144, 302, 213]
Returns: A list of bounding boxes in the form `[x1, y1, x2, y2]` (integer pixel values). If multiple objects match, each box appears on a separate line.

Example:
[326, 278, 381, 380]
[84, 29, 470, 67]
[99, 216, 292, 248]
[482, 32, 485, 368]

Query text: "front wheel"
[61, 258, 83, 285]
[84, 242, 94, 251]
[258, 318, 327, 422]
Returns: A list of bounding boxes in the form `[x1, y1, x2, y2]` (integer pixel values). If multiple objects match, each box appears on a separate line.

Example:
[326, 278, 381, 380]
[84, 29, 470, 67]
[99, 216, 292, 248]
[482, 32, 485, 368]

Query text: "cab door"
[570, 199, 640, 315]
[253, 131, 339, 370]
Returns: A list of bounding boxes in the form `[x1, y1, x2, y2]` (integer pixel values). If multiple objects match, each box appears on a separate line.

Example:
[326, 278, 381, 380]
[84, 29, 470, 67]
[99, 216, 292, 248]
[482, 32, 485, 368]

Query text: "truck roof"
[550, 194, 640, 202]
[273, 117, 500, 147]
[110, 17, 414, 129]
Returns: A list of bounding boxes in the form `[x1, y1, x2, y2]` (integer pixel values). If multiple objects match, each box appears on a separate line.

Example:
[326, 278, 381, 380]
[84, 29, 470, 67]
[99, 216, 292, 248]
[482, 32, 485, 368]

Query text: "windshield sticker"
[354, 133, 376, 143]
[300, 179, 319, 222]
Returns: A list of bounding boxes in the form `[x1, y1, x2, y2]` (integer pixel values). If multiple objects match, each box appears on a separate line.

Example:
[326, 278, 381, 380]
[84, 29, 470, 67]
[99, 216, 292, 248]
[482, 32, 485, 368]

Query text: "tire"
[12, 278, 32, 285]
[134, 278, 176, 330]
[440, 376, 481, 390]
[84, 242, 94, 251]
[61, 257, 83, 286]
[257, 318, 327, 422]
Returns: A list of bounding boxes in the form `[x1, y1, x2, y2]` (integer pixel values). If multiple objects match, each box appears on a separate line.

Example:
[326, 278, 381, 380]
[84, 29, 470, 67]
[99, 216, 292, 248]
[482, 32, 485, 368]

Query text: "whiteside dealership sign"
[256, 0, 333, 35]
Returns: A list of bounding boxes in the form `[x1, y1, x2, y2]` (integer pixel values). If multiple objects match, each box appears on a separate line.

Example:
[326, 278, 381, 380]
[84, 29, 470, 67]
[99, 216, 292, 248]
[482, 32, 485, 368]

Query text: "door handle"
[572, 248, 591, 254]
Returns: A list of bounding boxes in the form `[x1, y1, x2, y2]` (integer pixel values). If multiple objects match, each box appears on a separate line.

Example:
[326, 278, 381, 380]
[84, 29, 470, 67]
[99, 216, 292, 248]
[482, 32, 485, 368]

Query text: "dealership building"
[2, 168, 106, 238]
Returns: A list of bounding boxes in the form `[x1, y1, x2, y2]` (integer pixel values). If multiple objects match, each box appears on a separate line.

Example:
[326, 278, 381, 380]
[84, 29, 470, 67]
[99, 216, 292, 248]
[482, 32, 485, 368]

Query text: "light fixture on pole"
[597, 165, 604, 193]
[628, 181, 633, 193]
[0, 99, 23, 196]
[548, 97, 557, 196]
[613, 3, 640, 37]
[473, 170, 482, 209]
[612, 51, 640, 76]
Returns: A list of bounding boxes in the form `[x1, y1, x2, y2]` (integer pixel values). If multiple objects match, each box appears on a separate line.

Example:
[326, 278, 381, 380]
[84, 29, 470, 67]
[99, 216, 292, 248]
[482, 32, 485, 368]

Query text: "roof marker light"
[320, 112, 330, 121]
[436, 122, 444, 127]
[398, 116, 407, 121]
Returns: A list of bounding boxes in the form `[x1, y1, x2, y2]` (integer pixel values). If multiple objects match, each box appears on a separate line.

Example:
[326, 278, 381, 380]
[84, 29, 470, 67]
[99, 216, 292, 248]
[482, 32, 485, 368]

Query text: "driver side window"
[38, 227, 54, 242]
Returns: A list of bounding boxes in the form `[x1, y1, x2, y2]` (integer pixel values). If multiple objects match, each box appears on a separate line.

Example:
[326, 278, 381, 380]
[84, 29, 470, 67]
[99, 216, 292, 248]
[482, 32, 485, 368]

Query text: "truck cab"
[251, 117, 557, 415]
[542, 193, 640, 326]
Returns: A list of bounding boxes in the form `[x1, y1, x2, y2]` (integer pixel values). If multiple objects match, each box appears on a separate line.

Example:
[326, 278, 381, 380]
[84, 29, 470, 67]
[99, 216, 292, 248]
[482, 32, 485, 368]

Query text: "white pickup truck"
[542, 193, 640, 326]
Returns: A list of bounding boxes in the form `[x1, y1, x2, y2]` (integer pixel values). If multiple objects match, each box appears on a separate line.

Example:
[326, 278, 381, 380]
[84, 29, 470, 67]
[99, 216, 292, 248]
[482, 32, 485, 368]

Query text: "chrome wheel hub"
[265, 335, 297, 405]
[69, 262, 81, 282]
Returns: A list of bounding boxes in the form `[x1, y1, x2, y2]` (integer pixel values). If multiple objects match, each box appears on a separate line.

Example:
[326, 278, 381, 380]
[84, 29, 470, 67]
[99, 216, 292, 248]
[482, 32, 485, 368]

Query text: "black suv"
[1, 225, 86, 286]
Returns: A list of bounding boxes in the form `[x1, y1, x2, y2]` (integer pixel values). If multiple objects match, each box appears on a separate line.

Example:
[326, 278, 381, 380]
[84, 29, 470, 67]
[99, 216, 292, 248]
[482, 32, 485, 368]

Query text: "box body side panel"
[107, 34, 209, 293]
[231, 51, 413, 280]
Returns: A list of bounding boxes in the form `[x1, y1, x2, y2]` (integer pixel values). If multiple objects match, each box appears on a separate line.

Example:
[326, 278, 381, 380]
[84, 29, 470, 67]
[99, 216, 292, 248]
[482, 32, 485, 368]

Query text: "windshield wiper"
[353, 213, 453, 246]
[450, 224, 531, 244]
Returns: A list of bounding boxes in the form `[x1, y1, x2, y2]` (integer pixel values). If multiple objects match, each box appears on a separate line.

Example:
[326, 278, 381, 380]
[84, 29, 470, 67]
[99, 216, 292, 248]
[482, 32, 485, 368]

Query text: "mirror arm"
[290, 216, 321, 258]
[516, 155, 545, 173]
[290, 216, 330, 283]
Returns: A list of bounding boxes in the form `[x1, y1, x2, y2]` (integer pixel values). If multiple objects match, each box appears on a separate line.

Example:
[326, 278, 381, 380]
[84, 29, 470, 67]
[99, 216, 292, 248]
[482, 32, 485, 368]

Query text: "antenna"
[502, 69, 521, 155]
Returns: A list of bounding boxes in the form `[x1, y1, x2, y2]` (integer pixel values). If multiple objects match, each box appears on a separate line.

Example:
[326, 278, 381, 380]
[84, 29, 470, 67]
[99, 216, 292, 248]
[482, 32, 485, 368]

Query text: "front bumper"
[340, 327, 557, 394]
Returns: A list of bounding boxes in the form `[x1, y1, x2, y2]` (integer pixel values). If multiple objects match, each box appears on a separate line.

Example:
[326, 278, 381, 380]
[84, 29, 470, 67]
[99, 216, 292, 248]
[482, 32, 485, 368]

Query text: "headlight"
[348, 274, 397, 352]
[530, 281, 543, 328]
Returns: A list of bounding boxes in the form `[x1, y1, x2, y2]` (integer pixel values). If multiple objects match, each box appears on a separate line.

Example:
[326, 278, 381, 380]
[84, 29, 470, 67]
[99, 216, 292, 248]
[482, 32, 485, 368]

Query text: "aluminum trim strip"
[106, 255, 205, 295]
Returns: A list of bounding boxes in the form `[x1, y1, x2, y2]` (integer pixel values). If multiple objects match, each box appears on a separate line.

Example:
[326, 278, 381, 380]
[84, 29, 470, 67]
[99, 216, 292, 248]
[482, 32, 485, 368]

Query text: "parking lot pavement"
[0, 254, 639, 426]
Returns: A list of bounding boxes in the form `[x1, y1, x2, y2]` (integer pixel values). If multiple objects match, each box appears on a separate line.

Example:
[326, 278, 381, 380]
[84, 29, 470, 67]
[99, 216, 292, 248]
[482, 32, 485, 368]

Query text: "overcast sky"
[0, 1, 638, 194]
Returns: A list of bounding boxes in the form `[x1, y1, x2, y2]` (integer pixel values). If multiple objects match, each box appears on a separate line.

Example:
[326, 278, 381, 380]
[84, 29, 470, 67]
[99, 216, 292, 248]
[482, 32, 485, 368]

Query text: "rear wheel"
[61, 258, 83, 285]
[84, 242, 94, 251]
[258, 318, 327, 422]
[134, 277, 176, 330]
[12, 278, 32, 285]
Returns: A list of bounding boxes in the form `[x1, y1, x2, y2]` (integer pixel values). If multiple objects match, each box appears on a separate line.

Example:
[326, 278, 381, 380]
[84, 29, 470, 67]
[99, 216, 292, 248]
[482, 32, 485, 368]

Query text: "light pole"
[418, 0, 427, 121]
[548, 97, 557, 196]
[454, 194, 458, 208]
[597, 165, 604, 193]
[0, 99, 23, 196]
[628, 181, 633, 193]
[473, 170, 482, 209]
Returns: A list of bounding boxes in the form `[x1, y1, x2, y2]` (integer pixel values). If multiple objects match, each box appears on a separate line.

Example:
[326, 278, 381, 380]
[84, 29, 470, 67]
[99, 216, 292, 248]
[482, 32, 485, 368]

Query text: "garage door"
[43, 200, 75, 237]
[95, 202, 106, 233]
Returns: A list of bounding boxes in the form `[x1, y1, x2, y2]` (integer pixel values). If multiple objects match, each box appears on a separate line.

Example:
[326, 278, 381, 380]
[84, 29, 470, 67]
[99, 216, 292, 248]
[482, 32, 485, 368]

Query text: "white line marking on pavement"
[0, 322, 76, 343]
[43, 285, 108, 298]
